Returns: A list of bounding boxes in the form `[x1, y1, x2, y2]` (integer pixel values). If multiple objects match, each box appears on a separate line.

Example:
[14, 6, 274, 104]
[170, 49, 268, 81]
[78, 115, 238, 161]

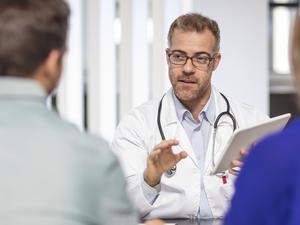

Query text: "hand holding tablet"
[212, 113, 291, 174]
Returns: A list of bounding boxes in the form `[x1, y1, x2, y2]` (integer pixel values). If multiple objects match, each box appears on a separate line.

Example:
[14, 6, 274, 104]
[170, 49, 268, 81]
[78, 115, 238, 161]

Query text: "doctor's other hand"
[144, 219, 165, 225]
[229, 148, 247, 176]
[143, 139, 188, 187]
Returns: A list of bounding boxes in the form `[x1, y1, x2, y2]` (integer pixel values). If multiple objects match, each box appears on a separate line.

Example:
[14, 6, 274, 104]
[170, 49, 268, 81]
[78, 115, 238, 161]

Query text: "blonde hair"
[292, 11, 300, 74]
[291, 11, 300, 109]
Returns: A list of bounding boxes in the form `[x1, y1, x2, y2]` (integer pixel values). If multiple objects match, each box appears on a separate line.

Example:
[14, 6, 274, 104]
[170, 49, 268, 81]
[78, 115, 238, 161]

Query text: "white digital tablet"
[212, 113, 291, 174]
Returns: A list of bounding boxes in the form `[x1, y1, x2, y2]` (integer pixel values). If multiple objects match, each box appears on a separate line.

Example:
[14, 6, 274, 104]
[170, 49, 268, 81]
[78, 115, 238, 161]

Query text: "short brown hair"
[167, 13, 220, 52]
[0, 0, 70, 77]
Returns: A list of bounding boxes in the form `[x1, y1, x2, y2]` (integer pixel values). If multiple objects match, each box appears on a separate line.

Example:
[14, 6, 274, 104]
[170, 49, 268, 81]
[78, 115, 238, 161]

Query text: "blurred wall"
[57, 0, 270, 142]
[194, 0, 269, 114]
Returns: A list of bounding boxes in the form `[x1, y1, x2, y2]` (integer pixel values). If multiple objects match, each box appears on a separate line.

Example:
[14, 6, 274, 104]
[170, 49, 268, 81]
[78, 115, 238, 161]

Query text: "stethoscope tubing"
[157, 92, 237, 176]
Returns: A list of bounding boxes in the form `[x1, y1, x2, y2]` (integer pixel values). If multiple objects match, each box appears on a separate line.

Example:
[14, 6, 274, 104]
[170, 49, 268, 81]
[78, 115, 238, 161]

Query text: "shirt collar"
[0, 77, 47, 99]
[172, 91, 215, 125]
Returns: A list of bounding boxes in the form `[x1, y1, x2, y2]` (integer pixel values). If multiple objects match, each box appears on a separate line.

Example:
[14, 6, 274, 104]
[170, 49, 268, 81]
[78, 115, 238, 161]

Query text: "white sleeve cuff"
[141, 176, 161, 205]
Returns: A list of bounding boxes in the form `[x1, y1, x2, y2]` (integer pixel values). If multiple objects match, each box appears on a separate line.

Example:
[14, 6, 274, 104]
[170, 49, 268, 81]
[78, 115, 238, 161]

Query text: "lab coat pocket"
[151, 182, 186, 218]
[220, 181, 234, 201]
[203, 175, 234, 217]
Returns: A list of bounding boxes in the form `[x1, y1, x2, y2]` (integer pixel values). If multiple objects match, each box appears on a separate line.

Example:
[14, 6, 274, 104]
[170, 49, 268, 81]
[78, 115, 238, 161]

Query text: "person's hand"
[143, 139, 188, 186]
[144, 219, 165, 225]
[229, 148, 247, 176]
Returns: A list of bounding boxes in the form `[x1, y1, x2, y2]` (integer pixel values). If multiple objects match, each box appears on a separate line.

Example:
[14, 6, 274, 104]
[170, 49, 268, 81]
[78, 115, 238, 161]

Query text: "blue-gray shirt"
[0, 78, 137, 225]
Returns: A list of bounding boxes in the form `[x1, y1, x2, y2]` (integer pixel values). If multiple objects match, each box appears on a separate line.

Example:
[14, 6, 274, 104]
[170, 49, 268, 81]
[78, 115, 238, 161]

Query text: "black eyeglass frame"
[166, 49, 217, 69]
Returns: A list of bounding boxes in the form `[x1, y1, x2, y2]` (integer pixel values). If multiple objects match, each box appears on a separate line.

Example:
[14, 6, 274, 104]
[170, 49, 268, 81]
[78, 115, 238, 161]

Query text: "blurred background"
[52, 0, 299, 142]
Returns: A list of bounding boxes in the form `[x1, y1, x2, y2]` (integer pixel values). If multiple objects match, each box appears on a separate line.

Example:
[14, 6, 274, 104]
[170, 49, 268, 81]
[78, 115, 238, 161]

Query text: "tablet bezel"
[212, 113, 291, 174]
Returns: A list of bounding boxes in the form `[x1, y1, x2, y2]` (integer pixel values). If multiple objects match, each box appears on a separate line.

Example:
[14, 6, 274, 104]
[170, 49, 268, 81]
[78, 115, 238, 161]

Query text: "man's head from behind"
[0, 0, 70, 93]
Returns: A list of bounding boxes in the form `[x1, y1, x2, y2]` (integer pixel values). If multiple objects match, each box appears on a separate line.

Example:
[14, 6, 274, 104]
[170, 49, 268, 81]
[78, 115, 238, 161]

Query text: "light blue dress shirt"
[172, 92, 215, 218]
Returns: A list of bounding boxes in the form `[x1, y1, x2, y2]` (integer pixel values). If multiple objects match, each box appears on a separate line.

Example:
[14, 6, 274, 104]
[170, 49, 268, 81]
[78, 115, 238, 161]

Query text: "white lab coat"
[112, 87, 268, 219]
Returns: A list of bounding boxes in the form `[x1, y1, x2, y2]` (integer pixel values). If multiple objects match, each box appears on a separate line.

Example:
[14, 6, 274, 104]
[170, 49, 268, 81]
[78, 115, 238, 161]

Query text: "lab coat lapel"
[161, 89, 200, 169]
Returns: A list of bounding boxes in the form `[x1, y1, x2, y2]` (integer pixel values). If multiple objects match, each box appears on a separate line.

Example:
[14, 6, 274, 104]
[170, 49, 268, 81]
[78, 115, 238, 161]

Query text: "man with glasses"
[112, 13, 268, 220]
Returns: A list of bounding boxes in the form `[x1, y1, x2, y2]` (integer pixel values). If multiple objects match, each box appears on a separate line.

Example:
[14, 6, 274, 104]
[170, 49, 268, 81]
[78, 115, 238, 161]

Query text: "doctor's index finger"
[238, 148, 249, 161]
[240, 148, 247, 156]
[153, 139, 179, 150]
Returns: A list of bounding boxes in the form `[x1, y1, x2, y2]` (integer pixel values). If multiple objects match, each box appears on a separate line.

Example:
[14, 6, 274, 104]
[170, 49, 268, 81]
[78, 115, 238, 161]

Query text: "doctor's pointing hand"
[143, 140, 188, 187]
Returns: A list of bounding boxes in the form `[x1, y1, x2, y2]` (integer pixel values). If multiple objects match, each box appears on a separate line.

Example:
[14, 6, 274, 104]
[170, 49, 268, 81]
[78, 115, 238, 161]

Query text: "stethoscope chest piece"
[165, 165, 177, 177]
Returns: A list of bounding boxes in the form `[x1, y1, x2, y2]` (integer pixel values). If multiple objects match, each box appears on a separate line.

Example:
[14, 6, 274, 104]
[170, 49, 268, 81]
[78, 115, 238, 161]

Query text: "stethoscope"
[157, 92, 237, 177]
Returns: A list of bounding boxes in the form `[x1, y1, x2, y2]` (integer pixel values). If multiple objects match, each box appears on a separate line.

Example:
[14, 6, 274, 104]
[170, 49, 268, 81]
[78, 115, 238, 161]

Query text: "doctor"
[112, 13, 268, 219]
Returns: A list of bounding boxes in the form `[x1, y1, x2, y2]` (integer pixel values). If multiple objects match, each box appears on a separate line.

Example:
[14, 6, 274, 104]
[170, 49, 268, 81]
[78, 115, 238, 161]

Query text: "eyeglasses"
[167, 49, 216, 70]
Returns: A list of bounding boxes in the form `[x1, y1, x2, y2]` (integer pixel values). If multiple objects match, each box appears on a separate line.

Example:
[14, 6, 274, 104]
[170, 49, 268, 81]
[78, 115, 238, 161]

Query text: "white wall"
[194, 0, 269, 114]
[86, 0, 117, 141]
[57, 0, 84, 130]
